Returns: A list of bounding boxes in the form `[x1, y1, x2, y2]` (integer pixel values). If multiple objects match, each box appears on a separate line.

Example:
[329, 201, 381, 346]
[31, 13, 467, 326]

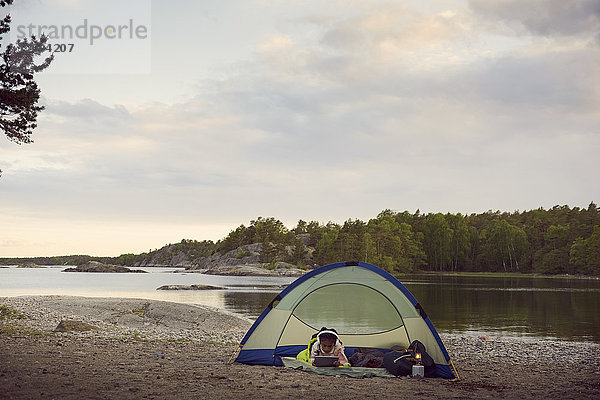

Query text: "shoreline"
[3, 263, 600, 279]
[1, 295, 600, 399]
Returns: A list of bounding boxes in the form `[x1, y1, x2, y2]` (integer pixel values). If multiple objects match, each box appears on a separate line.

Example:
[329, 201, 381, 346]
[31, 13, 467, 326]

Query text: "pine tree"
[0, 0, 53, 175]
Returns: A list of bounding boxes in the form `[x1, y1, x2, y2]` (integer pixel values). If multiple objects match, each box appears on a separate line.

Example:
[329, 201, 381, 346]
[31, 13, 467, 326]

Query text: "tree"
[365, 213, 424, 273]
[360, 232, 376, 264]
[482, 220, 529, 272]
[218, 224, 249, 253]
[313, 223, 341, 264]
[288, 238, 307, 265]
[1, 0, 53, 172]
[446, 213, 471, 272]
[586, 227, 600, 275]
[259, 241, 278, 263]
[293, 219, 308, 234]
[422, 213, 452, 271]
[569, 226, 600, 275]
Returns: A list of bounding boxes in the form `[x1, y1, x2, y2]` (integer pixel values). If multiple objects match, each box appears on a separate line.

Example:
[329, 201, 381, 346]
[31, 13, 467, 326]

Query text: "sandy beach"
[1, 295, 599, 399]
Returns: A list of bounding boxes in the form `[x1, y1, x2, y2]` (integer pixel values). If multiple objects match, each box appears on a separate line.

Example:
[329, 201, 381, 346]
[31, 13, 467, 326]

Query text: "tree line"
[2, 203, 599, 276]
[213, 203, 600, 275]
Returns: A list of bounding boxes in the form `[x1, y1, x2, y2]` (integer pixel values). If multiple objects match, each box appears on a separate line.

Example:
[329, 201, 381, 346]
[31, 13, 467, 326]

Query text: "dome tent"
[235, 261, 456, 379]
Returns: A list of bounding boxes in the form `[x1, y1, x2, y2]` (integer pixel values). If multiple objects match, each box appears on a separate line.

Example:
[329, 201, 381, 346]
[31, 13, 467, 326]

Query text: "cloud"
[469, 0, 600, 40]
[311, 5, 473, 76]
[321, 5, 466, 51]
[259, 34, 293, 51]
[45, 98, 130, 124]
[465, 48, 600, 113]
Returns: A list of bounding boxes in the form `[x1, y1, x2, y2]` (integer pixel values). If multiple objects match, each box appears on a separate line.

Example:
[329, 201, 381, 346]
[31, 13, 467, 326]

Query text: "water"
[1, 266, 599, 343]
[400, 274, 600, 343]
[0, 266, 294, 319]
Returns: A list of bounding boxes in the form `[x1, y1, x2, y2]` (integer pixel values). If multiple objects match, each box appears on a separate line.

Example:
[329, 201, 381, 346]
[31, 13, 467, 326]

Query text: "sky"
[1, 0, 599, 257]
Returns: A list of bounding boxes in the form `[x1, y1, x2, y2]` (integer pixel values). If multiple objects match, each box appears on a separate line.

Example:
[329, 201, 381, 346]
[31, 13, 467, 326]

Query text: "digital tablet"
[313, 356, 339, 367]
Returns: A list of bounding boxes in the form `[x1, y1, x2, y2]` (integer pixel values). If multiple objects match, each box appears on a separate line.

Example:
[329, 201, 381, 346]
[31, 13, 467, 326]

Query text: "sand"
[1, 295, 599, 399]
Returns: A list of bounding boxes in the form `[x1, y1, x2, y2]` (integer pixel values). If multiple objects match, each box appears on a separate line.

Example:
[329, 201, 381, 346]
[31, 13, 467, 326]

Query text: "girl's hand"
[333, 360, 341, 367]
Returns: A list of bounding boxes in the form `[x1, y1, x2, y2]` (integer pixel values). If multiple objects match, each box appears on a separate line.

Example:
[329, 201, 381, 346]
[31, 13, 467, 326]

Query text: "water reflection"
[403, 275, 600, 343]
[222, 291, 278, 318]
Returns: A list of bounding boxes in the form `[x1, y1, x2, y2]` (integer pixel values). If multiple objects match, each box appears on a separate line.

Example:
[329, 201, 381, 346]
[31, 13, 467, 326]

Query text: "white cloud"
[259, 35, 293, 51]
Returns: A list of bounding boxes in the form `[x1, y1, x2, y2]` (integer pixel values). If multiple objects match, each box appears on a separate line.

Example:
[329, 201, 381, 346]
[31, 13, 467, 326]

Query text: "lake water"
[1, 266, 599, 343]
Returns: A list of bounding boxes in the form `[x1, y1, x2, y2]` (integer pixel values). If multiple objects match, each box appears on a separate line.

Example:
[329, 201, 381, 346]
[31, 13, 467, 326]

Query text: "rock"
[63, 261, 147, 273]
[17, 263, 45, 268]
[54, 320, 98, 332]
[130, 239, 316, 275]
[206, 244, 261, 267]
[156, 285, 224, 291]
[183, 244, 307, 276]
[202, 263, 305, 277]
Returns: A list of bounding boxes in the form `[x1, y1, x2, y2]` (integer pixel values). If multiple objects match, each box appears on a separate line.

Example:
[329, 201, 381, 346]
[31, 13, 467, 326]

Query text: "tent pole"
[227, 344, 243, 365]
[449, 358, 461, 381]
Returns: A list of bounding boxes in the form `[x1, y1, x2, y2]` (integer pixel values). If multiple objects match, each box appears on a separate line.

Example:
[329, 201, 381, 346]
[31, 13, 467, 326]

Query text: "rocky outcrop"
[134, 242, 310, 276]
[194, 243, 263, 269]
[54, 319, 98, 332]
[136, 248, 197, 268]
[63, 261, 147, 273]
[156, 284, 224, 290]
[201, 263, 305, 277]
[186, 244, 303, 276]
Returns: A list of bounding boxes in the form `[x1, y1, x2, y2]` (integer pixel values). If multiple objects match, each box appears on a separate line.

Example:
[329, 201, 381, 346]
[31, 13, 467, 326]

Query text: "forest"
[2, 203, 599, 276]
[212, 203, 600, 275]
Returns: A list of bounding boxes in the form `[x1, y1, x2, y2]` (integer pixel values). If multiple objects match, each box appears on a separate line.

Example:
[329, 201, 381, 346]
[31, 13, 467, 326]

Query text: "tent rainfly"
[235, 261, 456, 379]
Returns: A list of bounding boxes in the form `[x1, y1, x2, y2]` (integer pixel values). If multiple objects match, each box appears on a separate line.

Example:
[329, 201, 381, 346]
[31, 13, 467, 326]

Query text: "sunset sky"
[1, 0, 599, 257]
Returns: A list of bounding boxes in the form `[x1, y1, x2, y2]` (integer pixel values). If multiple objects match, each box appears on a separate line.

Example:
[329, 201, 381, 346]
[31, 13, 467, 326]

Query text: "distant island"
[62, 261, 147, 273]
[2, 204, 599, 276]
[157, 284, 223, 290]
[17, 263, 45, 268]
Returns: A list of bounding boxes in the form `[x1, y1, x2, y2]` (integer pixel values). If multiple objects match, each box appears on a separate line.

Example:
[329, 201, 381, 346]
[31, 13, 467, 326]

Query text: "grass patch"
[0, 304, 25, 320]
[129, 302, 150, 316]
[130, 332, 146, 340]
[1, 325, 53, 336]
[265, 261, 277, 270]
[205, 340, 237, 346]
[119, 331, 149, 341]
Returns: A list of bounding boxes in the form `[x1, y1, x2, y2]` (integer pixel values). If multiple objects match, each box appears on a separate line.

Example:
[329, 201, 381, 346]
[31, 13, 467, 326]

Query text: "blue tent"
[235, 261, 456, 379]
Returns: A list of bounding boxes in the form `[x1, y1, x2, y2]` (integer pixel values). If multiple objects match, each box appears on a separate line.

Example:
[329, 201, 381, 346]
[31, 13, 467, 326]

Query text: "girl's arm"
[334, 346, 350, 367]
[309, 342, 319, 365]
